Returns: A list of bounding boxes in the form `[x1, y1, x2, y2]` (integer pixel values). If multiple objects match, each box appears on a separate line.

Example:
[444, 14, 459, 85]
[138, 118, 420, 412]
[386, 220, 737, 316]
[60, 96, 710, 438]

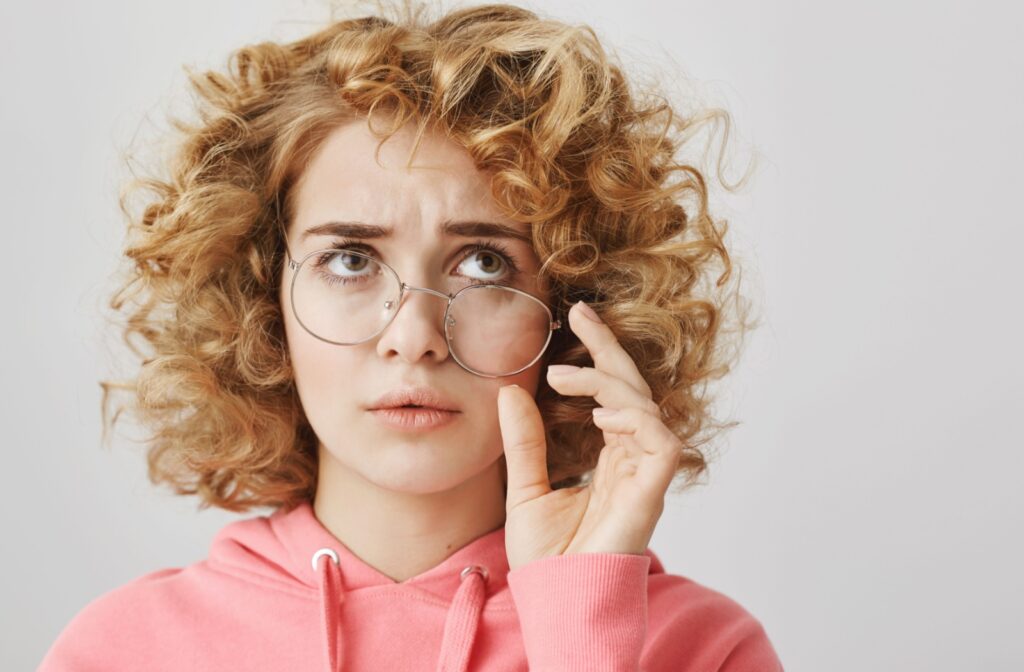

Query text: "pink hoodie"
[39, 500, 783, 671]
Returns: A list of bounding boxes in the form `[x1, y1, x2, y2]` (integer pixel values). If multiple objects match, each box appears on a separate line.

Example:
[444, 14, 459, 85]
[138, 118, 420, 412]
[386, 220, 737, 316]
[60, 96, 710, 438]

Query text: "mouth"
[370, 405, 461, 431]
[368, 386, 461, 413]
[382, 404, 453, 410]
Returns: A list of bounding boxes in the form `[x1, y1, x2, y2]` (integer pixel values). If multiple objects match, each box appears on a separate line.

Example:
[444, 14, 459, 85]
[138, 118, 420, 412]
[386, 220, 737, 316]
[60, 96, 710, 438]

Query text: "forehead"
[292, 118, 510, 228]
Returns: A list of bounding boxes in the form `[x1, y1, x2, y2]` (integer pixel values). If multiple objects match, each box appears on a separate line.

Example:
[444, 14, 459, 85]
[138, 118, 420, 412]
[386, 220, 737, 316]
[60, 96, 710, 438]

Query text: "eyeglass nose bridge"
[397, 283, 456, 303]
[385, 282, 460, 327]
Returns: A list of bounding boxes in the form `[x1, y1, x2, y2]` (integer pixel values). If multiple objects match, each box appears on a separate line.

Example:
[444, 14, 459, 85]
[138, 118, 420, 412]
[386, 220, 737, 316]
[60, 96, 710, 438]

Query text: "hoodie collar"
[210, 499, 508, 672]
[269, 499, 512, 603]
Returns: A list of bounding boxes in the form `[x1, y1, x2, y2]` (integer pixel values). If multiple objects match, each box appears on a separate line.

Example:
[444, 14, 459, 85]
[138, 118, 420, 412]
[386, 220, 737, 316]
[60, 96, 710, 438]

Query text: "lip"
[371, 407, 460, 432]
[367, 385, 461, 413]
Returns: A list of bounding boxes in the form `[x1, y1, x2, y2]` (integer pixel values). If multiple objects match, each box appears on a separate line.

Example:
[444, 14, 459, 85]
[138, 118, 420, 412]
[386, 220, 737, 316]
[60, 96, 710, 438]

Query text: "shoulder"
[38, 566, 199, 671]
[646, 563, 784, 671]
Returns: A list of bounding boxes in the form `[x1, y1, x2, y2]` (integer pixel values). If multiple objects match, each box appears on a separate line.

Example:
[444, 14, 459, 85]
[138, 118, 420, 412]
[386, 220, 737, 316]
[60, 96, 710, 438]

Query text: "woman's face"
[280, 118, 549, 495]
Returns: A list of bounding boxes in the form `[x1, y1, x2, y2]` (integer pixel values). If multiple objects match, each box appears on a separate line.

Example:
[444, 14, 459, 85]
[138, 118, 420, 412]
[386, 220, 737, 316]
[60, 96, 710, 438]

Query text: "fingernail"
[576, 300, 603, 323]
[592, 407, 618, 417]
[547, 364, 580, 375]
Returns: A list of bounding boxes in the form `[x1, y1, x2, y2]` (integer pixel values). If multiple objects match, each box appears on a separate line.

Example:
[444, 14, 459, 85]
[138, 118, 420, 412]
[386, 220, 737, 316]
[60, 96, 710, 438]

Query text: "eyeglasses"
[284, 246, 562, 378]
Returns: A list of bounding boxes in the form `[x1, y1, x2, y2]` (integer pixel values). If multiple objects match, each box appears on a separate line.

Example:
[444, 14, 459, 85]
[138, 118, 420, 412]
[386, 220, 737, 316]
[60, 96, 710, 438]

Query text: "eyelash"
[317, 238, 522, 282]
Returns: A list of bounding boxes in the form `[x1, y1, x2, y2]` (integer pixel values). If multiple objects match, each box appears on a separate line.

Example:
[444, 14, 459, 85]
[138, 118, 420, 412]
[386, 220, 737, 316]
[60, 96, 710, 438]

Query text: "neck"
[312, 445, 507, 583]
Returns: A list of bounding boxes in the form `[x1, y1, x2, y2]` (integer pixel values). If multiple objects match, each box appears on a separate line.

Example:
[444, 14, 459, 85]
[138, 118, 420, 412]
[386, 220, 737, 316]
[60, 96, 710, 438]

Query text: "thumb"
[497, 384, 551, 510]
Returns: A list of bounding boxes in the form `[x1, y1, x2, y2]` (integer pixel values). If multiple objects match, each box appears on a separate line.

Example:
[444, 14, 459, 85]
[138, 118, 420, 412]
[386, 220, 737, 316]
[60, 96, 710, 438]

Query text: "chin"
[360, 441, 503, 492]
[362, 460, 485, 494]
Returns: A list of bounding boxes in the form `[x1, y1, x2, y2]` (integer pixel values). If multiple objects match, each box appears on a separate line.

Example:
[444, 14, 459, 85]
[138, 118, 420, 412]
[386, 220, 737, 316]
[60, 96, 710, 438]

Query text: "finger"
[546, 365, 660, 417]
[590, 407, 681, 496]
[497, 384, 552, 510]
[568, 302, 653, 399]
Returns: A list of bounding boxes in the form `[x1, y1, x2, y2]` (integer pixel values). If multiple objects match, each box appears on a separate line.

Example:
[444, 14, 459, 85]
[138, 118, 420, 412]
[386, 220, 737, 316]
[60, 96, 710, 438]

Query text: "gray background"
[3, 0, 1022, 669]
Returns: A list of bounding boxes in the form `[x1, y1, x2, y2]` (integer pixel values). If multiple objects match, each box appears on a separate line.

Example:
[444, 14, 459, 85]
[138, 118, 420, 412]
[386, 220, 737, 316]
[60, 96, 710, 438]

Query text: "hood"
[208, 499, 665, 672]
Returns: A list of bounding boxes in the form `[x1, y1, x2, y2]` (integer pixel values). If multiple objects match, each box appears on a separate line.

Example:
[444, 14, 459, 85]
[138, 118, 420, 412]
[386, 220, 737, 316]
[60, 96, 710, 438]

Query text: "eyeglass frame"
[282, 244, 563, 378]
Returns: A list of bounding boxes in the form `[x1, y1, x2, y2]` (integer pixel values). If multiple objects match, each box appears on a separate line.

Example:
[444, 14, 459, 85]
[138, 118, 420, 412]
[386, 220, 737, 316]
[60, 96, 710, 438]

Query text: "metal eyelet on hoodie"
[312, 547, 340, 572]
[460, 564, 489, 583]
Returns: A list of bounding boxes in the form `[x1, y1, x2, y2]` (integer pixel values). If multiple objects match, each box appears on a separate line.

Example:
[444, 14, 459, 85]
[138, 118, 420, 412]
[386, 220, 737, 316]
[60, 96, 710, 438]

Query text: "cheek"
[504, 365, 542, 395]
[291, 335, 364, 382]
[282, 290, 366, 409]
[473, 361, 544, 418]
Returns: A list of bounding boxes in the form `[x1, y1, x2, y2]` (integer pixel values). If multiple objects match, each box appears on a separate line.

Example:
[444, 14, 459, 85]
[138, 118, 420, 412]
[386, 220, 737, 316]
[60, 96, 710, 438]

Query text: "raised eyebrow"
[300, 220, 533, 245]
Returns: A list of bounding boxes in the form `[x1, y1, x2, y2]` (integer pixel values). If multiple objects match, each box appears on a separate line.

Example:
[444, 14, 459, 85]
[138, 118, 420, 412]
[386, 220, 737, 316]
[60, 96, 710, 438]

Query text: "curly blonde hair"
[101, 0, 758, 513]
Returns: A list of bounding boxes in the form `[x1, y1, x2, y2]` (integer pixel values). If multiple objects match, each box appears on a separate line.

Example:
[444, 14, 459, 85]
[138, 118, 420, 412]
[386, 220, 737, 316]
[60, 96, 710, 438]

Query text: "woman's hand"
[497, 300, 682, 572]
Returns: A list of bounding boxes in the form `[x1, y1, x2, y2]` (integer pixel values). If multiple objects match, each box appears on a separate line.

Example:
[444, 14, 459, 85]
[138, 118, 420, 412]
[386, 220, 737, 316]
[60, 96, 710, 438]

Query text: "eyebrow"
[301, 220, 533, 245]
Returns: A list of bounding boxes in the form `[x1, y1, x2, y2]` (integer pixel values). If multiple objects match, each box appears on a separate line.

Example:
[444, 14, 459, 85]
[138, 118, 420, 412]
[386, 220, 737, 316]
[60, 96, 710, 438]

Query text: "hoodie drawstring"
[313, 548, 488, 672]
[435, 565, 488, 671]
[314, 549, 345, 672]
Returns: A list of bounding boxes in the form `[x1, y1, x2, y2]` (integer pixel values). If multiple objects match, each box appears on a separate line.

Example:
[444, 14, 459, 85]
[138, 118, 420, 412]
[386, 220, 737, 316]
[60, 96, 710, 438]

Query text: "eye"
[312, 249, 377, 285]
[457, 244, 515, 282]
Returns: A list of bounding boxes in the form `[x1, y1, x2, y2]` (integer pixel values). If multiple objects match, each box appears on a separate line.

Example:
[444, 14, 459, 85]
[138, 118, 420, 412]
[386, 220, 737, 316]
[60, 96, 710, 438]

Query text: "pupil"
[343, 253, 367, 271]
[480, 252, 499, 272]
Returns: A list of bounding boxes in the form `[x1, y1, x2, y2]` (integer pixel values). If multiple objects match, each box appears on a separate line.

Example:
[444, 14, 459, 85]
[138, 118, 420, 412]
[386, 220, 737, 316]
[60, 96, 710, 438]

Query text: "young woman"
[40, 2, 782, 670]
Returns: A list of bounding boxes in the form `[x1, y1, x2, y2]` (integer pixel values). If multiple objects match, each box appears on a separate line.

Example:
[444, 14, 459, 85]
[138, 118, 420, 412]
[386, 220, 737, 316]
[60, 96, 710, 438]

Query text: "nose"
[374, 284, 452, 367]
